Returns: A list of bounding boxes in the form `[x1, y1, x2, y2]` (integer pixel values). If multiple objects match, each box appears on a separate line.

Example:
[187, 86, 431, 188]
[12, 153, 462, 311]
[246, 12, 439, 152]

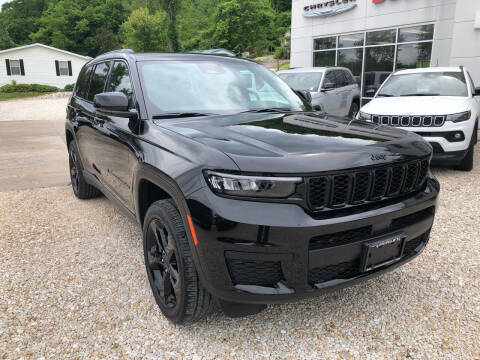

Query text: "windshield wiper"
[239, 107, 293, 114]
[376, 93, 394, 97]
[399, 93, 440, 97]
[152, 112, 217, 119]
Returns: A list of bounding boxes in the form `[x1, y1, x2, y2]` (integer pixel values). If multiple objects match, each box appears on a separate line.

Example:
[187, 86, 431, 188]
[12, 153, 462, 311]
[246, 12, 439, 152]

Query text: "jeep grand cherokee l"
[66, 50, 439, 324]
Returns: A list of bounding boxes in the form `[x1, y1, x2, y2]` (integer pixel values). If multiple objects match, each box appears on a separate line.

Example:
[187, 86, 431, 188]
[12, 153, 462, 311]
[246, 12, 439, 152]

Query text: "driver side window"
[106, 61, 135, 109]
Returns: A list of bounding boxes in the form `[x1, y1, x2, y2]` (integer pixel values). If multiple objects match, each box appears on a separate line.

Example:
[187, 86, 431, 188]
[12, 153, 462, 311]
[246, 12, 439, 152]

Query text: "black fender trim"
[133, 163, 212, 288]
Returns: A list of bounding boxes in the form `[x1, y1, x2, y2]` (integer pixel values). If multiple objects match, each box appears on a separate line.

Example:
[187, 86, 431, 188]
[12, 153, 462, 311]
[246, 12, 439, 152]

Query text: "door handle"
[93, 117, 105, 126]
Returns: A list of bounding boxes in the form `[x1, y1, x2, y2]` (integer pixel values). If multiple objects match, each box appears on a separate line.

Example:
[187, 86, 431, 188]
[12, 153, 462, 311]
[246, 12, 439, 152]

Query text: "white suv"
[358, 67, 479, 171]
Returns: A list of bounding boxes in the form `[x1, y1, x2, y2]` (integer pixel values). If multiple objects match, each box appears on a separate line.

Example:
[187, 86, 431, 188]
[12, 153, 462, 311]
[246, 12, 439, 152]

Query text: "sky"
[0, 0, 10, 10]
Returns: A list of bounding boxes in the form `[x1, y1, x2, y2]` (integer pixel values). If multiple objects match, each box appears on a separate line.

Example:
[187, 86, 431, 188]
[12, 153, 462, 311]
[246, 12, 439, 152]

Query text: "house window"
[10, 60, 21, 75]
[55, 60, 72, 76]
[59, 61, 69, 76]
[5, 59, 24, 76]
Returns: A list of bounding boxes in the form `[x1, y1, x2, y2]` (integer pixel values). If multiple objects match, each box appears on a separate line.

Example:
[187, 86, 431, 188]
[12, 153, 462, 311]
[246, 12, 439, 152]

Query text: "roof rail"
[102, 49, 135, 55]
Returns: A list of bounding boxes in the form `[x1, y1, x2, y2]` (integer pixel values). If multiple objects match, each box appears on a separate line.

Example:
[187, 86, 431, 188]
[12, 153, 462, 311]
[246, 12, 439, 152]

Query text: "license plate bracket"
[360, 233, 406, 272]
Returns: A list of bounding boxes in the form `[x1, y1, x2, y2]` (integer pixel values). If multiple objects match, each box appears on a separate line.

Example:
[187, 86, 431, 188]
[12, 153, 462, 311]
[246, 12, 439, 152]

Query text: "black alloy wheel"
[68, 142, 100, 199]
[145, 218, 181, 310]
[69, 146, 80, 194]
[142, 199, 214, 324]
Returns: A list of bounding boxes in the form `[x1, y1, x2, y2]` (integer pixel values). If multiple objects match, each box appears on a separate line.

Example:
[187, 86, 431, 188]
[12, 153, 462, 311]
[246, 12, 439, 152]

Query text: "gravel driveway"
[1, 155, 479, 359]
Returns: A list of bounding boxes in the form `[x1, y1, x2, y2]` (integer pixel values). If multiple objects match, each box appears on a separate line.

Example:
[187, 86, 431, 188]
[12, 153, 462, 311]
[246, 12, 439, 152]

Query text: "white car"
[358, 67, 479, 171]
[278, 67, 360, 118]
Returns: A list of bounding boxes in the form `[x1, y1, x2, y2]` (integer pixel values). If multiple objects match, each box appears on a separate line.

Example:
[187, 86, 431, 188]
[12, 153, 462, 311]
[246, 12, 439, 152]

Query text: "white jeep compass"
[358, 67, 479, 171]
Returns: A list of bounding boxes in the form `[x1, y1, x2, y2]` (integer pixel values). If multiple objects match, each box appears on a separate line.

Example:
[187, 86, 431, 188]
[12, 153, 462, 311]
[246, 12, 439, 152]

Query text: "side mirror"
[94, 92, 138, 119]
[298, 90, 312, 104]
[474, 87, 480, 96]
[321, 82, 335, 91]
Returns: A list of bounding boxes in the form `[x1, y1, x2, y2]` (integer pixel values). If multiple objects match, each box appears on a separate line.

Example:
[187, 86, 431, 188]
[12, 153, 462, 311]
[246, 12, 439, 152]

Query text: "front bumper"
[186, 177, 439, 304]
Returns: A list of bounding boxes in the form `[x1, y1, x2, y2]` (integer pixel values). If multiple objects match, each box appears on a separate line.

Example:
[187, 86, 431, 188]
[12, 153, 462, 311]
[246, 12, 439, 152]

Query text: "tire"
[456, 128, 476, 172]
[348, 100, 360, 119]
[68, 142, 100, 199]
[143, 199, 214, 324]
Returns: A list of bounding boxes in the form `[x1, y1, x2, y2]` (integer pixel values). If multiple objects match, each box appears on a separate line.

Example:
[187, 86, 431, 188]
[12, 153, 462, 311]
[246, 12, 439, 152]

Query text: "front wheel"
[456, 124, 477, 172]
[348, 101, 360, 119]
[143, 199, 214, 324]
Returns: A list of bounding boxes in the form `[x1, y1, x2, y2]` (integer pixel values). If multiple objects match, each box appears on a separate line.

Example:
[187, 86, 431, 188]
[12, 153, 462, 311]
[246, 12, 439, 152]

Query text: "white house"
[0, 43, 91, 89]
[290, 0, 480, 105]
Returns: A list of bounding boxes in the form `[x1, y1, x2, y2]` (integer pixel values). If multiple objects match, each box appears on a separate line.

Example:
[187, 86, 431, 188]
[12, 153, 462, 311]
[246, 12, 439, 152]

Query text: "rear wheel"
[143, 199, 214, 324]
[68, 142, 100, 199]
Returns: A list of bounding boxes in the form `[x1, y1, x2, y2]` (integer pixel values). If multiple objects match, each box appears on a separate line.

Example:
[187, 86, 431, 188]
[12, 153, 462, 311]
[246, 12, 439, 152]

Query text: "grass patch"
[278, 60, 290, 70]
[0, 92, 48, 101]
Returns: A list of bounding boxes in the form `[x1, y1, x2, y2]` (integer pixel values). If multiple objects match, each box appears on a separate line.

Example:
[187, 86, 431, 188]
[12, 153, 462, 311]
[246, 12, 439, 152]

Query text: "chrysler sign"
[303, 0, 357, 17]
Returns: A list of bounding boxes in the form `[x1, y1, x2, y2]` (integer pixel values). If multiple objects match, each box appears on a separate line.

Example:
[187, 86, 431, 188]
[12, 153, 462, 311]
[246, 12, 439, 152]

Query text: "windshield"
[377, 71, 468, 97]
[138, 60, 307, 115]
[278, 72, 322, 92]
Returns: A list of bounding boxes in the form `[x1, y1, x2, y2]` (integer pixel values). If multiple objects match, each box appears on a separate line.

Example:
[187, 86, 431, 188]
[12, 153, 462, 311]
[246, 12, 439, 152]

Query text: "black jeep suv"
[66, 50, 439, 323]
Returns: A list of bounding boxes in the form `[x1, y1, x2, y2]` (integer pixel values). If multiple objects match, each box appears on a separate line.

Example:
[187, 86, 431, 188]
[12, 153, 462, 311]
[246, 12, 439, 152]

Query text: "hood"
[156, 112, 431, 173]
[361, 96, 470, 116]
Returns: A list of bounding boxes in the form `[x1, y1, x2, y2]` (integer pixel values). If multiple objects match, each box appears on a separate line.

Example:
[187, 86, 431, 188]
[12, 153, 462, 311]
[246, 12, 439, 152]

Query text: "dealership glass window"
[396, 42, 432, 70]
[314, 51, 336, 67]
[366, 29, 396, 45]
[363, 46, 395, 97]
[398, 24, 434, 43]
[338, 33, 364, 48]
[337, 48, 363, 79]
[314, 36, 336, 50]
[312, 24, 434, 103]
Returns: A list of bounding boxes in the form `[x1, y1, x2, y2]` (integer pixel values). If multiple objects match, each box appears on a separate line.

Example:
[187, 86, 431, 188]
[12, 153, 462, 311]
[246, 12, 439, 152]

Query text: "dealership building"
[290, 0, 480, 105]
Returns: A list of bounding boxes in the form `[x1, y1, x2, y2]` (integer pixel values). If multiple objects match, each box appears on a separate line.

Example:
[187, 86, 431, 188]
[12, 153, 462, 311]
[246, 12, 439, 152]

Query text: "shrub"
[0, 83, 59, 93]
[63, 83, 75, 91]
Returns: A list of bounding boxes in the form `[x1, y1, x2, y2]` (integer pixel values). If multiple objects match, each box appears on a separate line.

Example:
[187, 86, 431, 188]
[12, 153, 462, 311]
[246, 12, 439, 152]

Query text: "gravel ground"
[0, 93, 70, 122]
[1, 156, 479, 359]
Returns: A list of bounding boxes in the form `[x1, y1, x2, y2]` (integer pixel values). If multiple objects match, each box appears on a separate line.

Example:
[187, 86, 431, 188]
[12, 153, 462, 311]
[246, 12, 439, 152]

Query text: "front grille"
[307, 159, 429, 211]
[390, 207, 434, 231]
[308, 261, 360, 284]
[372, 115, 445, 127]
[310, 226, 372, 250]
[308, 233, 428, 285]
[226, 259, 283, 286]
[403, 235, 425, 255]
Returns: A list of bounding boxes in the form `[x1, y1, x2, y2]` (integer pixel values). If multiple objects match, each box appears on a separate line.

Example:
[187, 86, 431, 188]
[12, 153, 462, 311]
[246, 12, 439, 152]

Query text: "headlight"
[446, 111, 471, 122]
[357, 111, 372, 121]
[205, 171, 302, 198]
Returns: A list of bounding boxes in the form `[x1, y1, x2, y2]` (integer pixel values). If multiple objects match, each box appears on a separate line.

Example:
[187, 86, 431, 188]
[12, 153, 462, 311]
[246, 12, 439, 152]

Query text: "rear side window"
[324, 71, 336, 87]
[106, 61, 135, 108]
[335, 70, 348, 87]
[344, 70, 355, 85]
[87, 62, 110, 102]
[75, 65, 93, 99]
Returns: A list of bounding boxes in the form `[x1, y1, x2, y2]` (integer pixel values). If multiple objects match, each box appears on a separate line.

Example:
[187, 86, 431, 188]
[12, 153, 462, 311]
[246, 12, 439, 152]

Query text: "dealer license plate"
[360, 233, 405, 272]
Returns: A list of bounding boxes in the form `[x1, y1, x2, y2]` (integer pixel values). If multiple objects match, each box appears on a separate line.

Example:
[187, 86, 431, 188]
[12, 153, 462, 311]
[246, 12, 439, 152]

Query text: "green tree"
[206, 0, 275, 54]
[158, 0, 181, 52]
[120, 8, 169, 52]
[177, 0, 224, 51]
[0, 18, 16, 49]
[29, 0, 128, 56]
[0, 0, 46, 48]
[270, 0, 291, 12]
